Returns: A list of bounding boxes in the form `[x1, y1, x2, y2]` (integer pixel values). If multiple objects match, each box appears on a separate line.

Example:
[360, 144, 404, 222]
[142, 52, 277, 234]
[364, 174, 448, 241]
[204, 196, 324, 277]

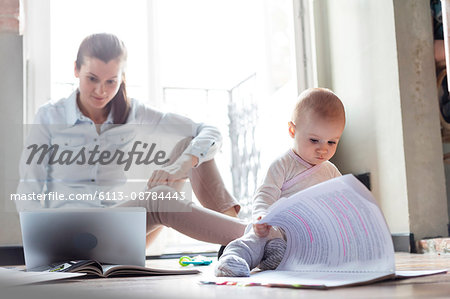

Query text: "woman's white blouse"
[15, 91, 222, 211]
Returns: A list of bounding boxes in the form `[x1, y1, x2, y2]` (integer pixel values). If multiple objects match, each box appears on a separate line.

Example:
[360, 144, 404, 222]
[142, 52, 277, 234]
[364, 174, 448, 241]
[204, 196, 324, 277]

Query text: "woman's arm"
[157, 112, 222, 165]
[138, 104, 222, 189]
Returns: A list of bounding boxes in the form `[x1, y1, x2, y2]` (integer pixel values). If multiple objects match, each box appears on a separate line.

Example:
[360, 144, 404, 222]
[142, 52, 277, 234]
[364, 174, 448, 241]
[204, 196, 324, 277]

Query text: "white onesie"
[253, 149, 341, 221]
[216, 149, 342, 276]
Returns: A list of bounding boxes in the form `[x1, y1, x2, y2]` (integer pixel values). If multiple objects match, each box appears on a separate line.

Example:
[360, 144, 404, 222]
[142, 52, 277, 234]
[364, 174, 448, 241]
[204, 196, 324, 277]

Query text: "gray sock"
[215, 255, 250, 277]
[259, 238, 287, 271]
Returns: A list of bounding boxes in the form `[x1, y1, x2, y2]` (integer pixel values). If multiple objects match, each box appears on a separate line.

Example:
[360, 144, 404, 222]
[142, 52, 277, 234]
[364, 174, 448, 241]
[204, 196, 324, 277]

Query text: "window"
[50, 0, 149, 103]
[24, 0, 311, 255]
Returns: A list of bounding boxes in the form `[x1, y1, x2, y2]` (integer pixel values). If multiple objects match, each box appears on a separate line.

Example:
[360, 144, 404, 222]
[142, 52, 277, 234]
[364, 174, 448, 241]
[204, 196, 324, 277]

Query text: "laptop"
[19, 207, 146, 270]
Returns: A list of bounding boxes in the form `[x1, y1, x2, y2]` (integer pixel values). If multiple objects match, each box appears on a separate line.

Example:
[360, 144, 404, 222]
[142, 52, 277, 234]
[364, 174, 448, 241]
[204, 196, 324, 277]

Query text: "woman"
[16, 33, 246, 246]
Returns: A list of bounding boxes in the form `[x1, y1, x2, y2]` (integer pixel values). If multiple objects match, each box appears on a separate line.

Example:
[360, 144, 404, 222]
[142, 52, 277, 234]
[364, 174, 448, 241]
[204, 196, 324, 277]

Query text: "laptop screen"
[20, 207, 146, 270]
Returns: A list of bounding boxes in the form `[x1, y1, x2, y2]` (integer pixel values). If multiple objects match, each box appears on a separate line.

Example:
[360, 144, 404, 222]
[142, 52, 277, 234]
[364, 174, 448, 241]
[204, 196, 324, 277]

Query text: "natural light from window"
[47, 0, 299, 255]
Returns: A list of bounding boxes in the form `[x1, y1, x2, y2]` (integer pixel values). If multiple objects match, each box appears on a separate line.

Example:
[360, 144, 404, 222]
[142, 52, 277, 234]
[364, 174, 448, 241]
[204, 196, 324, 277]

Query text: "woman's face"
[74, 56, 123, 116]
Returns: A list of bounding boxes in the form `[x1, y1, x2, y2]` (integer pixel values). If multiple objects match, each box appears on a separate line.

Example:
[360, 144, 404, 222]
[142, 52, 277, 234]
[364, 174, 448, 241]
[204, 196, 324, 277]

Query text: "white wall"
[0, 33, 23, 245]
[314, 0, 448, 240]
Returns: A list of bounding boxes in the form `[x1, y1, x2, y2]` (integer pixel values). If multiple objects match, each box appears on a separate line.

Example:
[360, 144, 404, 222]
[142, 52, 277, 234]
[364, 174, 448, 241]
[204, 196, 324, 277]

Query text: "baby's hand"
[253, 216, 271, 238]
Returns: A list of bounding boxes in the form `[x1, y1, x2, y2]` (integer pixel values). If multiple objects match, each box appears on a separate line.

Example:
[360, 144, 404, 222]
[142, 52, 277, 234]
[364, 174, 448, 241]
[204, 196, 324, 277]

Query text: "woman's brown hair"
[75, 33, 130, 124]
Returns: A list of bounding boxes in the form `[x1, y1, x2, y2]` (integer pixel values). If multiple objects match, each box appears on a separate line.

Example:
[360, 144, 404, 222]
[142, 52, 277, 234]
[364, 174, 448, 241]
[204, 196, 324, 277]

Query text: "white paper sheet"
[0, 267, 85, 287]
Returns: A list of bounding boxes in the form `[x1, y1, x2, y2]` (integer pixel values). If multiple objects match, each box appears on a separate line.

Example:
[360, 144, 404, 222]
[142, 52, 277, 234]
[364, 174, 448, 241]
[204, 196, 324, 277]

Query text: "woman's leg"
[168, 136, 241, 215]
[139, 137, 243, 246]
[117, 185, 246, 245]
[190, 159, 240, 216]
[145, 225, 164, 248]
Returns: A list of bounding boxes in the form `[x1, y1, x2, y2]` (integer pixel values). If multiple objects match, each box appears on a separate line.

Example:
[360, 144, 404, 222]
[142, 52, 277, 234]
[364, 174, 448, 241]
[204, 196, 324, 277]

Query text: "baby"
[215, 87, 346, 277]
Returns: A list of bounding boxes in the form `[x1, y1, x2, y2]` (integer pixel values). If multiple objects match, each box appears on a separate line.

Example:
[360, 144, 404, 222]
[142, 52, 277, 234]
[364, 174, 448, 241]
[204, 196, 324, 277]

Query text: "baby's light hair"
[292, 88, 345, 124]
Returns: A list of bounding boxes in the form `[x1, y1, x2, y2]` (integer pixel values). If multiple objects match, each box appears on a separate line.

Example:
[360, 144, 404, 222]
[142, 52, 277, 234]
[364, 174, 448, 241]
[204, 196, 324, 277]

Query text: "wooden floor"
[3, 253, 450, 299]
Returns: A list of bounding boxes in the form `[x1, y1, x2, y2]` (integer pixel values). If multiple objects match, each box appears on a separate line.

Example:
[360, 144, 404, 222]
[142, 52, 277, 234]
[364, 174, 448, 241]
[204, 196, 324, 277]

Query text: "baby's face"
[290, 113, 345, 165]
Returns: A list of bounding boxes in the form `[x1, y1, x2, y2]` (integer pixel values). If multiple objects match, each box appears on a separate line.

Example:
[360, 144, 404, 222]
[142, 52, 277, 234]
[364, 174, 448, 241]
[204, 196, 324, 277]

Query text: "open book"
[202, 175, 447, 289]
[38, 259, 199, 278]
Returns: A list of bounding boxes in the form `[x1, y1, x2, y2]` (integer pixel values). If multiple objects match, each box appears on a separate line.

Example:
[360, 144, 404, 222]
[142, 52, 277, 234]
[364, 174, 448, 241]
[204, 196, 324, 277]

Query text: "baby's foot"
[215, 255, 250, 277]
[259, 238, 287, 271]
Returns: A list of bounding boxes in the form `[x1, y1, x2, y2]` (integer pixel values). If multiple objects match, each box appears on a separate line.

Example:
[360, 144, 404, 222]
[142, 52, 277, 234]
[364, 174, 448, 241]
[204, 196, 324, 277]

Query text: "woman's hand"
[253, 216, 271, 238]
[147, 154, 199, 190]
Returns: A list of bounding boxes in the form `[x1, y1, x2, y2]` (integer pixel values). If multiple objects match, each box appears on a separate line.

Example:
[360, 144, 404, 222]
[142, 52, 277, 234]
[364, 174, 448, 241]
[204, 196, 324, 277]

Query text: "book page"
[207, 269, 394, 289]
[395, 269, 448, 278]
[260, 175, 395, 273]
[201, 269, 448, 289]
[0, 267, 85, 287]
[37, 260, 103, 277]
[101, 264, 200, 277]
